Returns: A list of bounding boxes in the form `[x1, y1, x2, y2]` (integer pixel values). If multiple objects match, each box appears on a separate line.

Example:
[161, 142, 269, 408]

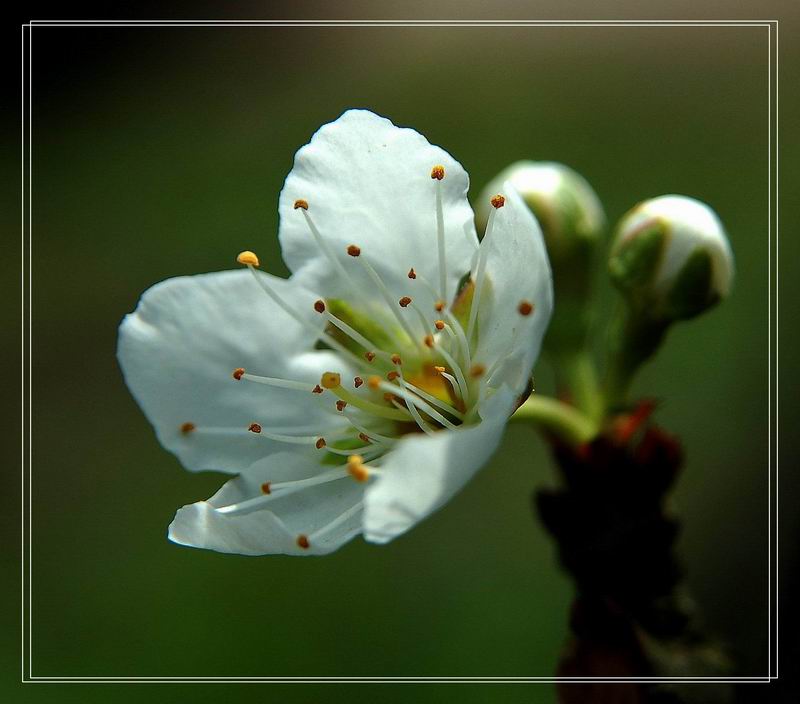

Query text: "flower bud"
[476, 161, 606, 264]
[609, 195, 734, 320]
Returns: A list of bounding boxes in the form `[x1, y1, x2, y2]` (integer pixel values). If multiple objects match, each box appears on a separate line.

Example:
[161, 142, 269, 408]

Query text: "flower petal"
[362, 387, 516, 544]
[168, 452, 364, 555]
[475, 184, 553, 394]
[117, 270, 351, 473]
[279, 109, 478, 307]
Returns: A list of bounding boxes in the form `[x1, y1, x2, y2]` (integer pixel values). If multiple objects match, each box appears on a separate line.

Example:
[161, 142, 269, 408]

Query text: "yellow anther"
[236, 250, 260, 267]
[367, 376, 382, 390]
[423, 334, 434, 348]
[180, 422, 196, 435]
[347, 455, 369, 483]
[430, 165, 445, 180]
[434, 365, 446, 373]
[321, 372, 341, 389]
[518, 300, 535, 316]
[293, 199, 309, 210]
[490, 194, 506, 209]
[470, 363, 486, 378]
[232, 367, 245, 380]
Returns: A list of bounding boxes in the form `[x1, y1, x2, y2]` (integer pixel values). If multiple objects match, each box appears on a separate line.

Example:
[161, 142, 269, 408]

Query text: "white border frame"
[20, 18, 780, 685]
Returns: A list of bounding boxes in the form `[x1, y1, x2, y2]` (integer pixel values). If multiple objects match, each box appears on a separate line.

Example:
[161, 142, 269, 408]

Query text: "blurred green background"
[7, 4, 799, 703]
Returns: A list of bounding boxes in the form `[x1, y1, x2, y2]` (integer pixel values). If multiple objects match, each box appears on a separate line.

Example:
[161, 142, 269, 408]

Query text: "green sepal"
[609, 220, 667, 297]
[664, 247, 718, 320]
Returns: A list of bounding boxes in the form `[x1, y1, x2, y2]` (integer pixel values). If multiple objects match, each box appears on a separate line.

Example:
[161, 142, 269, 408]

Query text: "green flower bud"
[609, 195, 734, 321]
[476, 161, 606, 264]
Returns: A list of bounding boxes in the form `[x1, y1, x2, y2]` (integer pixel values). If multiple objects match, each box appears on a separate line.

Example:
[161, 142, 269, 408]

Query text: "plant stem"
[511, 395, 598, 445]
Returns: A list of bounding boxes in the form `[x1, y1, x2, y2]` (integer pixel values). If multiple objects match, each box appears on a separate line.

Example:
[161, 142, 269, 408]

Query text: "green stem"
[511, 395, 599, 445]
[603, 305, 668, 412]
[558, 350, 603, 423]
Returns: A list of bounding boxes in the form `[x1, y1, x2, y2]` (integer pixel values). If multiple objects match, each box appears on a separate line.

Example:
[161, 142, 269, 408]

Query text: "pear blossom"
[117, 109, 552, 555]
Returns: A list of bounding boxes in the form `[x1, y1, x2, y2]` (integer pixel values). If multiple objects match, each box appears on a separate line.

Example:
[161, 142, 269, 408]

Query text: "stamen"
[315, 302, 389, 360]
[232, 367, 245, 380]
[242, 261, 367, 371]
[347, 455, 370, 482]
[217, 468, 352, 515]
[438, 370, 463, 400]
[236, 250, 260, 267]
[467, 193, 505, 344]
[435, 320, 445, 331]
[342, 412, 399, 445]
[335, 400, 348, 412]
[312, 385, 324, 394]
[390, 396, 435, 436]
[397, 377, 465, 420]
[432, 165, 447, 301]
[518, 300, 535, 316]
[408, 268, 417, 279]
[321, 372, 341, 389]
[423, 334, 434, 348]
[297, 205, 351, 283]
[365, 351, 376, 363]
[330, 383, 410, 422]
[387, 371, 400, 381]
[297, 535, 310, 549]
[353, 252, 423, 348]
[315, 438, 327, 449]
[354, 376, 364, 388]
[470, 363, 486, 378]
[373, 376, 459, 430]
[249, 423, 262, 433]
[239, 372, 318, 392]
[307, 501, 365, 543]
[347, 244, 361, 257]
[399, 296, 412, 308]
[180, 422, 196, 435]
[390, 354, 402, 366]
[431, 340, 470, 403]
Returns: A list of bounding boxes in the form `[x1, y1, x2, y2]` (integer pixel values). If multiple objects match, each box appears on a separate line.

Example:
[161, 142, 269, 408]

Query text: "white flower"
[117, 109, 553, 555]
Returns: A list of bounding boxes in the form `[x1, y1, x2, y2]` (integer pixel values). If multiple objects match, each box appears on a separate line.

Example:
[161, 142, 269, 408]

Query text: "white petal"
[475, 184, 553, 393]
[279, 109, 478, 306]
[363, 388, 516, 544]
[118, 270, 351, 473]
[168, 452, 364, 556]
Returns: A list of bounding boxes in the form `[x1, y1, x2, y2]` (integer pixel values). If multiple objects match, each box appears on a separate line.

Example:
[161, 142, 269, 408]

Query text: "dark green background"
[6, 4, 799, 703]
